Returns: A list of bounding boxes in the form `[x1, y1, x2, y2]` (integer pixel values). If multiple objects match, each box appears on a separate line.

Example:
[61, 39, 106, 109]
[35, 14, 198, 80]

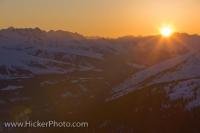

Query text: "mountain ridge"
[1, 27, 200, 132]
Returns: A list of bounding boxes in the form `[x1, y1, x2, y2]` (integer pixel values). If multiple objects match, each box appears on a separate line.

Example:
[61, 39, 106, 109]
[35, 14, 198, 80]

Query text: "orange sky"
[0, 0, 200, 37]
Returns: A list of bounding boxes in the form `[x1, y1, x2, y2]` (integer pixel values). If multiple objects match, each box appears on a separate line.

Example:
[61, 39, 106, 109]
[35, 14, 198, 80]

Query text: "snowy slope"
[1, 28, 160, 80]
[164, 79, 200, 110]
[1, 27, 200, 110]
[151, 52, 200, 84]
[110, 49, 200, 109]
[110, 52, 194, 99]
[0, 28, 115, 79]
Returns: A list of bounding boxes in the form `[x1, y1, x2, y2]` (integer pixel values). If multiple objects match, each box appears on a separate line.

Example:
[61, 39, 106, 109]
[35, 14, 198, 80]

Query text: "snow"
[61, 92, 73, 98]
[165, 79, 199, 100]
[79, 84, 88, 92]
[152, 53, 200, 84]
[0, 47, 73, 75]
[0, 74, 14, 80]
[168, 85, 194, 100]
[164, 79, 200, 110]
[0, 85, 23, 91]
[186, 97, 200, 110]
[0, 74, 32, 80]
[40, 80, 60, 86]
[71, 80, 79, 83]
[78, 65, 94, 71]
[62, 48, 103, 59]
[10, 97, 30, 102]
[166, 79, 200, 110]
[109, 50, 200, 109]
[0, 28, 112, 79]
[109, 52, 192, 100]
[1, 28, 200, 110]
[127, 63, 146, 69]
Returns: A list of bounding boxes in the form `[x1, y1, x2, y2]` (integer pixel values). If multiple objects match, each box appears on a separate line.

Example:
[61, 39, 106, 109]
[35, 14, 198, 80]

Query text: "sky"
[0, 0, 200, 37]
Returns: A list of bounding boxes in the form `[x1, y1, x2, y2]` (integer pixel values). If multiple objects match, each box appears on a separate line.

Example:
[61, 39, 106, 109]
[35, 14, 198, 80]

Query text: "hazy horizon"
[1, 0, 200, 37]
[1, 26, 200, 39]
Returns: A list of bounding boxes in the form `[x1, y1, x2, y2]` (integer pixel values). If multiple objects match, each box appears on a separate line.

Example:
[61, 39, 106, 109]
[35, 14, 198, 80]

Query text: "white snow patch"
[165, 80, 197, 100]
[61, 92, 73, 98]
[109, 52, 192, 100]
[10, 97, 30, 102]
[152, 53, 200, 84]
[1, 85, 23, 91]
[164, 79, 200, 110]
[186, 97, 200, 110]
[127, 63, 146, 69]
[40, 80, 59, 86]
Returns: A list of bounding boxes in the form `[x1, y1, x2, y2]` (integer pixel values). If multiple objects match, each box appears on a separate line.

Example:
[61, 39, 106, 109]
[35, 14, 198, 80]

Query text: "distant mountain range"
[0, 28, 200, 133]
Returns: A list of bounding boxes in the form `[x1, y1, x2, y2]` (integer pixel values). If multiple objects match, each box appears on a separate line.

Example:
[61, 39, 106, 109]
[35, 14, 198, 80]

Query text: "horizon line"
[0, 26, 199, 39]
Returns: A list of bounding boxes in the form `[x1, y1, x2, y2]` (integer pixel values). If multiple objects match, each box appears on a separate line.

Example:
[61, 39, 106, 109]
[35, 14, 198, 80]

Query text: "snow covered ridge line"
[0, 74, 33, 80]
[0, 27, 114, 77]
[0, 48, 74, 75]
[164, 78, 200, 110]
[0, 85, 23, 91]
[0, 27, 85, 40]
[108, 51, 195, 101]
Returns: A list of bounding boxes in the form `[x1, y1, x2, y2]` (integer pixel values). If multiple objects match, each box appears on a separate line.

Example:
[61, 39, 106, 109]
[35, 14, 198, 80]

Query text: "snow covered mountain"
[0, 27, 145, 120]
[110, 46, 200, 110]
[0, 27, 105, 79]
[1, 27, 200, 132]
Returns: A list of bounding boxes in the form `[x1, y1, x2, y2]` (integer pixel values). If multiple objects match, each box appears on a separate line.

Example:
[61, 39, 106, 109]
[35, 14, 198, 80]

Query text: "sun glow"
[160, 25, 174, 37]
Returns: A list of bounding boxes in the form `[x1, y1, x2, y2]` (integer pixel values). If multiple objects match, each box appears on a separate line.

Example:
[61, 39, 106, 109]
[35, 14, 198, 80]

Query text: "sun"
[160, 25, 174, 37]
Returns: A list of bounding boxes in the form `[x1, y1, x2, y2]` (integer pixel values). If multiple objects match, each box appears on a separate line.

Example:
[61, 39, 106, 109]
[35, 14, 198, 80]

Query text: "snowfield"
[110, 52, 194, 100]
[0, 85, 23, 91]
[109, 50, 200, 109]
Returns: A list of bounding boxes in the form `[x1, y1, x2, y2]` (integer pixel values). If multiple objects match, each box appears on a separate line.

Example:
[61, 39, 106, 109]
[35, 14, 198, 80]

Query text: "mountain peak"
[1, 27, 43, 32]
